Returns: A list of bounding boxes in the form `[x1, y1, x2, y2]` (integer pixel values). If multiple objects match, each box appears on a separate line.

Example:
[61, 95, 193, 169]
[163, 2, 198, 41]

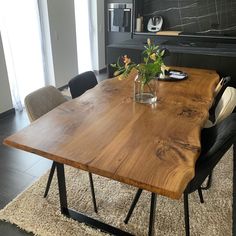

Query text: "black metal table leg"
[148, 193, 157, 236]
[55, 162, 133, 236]
[88, 172, 98, 213]
[56, 162, 69, 215]
[233, 144, 236, 236]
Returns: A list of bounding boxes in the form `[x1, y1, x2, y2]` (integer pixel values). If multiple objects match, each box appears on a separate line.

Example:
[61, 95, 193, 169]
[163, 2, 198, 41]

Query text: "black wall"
[137, 0, 236, 36]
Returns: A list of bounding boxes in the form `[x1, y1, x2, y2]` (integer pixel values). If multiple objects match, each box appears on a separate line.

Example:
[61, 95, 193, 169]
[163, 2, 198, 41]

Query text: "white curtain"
[74, 0, 93, 73]
[0, 0, 45, 110]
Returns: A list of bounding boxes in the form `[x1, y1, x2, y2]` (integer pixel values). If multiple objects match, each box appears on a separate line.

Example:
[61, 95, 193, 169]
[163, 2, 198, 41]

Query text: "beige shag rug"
[0, 148, 233, 236]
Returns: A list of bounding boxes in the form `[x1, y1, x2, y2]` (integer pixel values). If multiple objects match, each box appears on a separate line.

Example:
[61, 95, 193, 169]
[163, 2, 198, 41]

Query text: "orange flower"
[123, 55, 131, 65]
[111, 39, 166, 84]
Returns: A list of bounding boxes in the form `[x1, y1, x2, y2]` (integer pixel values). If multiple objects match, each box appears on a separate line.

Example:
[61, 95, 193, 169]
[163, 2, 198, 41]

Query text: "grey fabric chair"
[124, 113, 236, 236]
[205, 86, 236, 128]
[24, 85, 67, 122]
[207, 76, 231, 126]
[24, 86, 97, 212]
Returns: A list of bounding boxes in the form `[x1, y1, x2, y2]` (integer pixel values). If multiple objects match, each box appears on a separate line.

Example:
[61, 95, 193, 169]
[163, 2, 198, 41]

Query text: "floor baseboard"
[0, 108, 15, 119]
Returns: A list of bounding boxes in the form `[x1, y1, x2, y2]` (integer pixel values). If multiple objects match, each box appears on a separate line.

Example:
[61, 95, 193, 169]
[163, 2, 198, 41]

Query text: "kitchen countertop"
[107, 38, 236, 57]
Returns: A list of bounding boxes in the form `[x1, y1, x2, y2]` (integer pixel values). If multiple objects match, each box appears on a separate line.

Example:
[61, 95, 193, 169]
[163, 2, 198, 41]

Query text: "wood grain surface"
[4, 67, 219, 199]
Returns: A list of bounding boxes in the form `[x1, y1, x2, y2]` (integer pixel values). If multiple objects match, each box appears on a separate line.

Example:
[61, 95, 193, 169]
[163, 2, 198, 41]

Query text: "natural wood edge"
[3, 138, 184, 199]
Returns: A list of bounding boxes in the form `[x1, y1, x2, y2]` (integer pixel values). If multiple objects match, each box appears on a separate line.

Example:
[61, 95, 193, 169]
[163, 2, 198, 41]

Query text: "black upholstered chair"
[203, 77, 236, 189]
[24, 86, 97, 213]
[68, 71, 98, 99]
[124, 113, 236, 236]
[67, 71, 99, 211]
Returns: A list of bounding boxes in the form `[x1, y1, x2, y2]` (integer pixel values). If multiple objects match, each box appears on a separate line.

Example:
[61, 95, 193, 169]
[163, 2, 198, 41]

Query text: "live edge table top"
[4, 67, 219, 200]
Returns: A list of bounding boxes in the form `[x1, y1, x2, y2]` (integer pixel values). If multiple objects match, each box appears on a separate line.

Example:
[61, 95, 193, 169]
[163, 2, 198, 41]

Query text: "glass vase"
[133, 74, 157, 104]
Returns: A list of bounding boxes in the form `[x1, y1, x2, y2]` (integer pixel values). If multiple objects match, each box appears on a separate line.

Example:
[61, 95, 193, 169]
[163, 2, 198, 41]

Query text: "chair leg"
[184, 192, 190, 236]
[124, 188, 143, 224]
[44, 161, 56, 198]
[88, 172, 98, 213]
[44, 164, 97, 213]
[201, 172, 213, 190]
[148, 193, 157, 236]
[197, 188, 204, 203]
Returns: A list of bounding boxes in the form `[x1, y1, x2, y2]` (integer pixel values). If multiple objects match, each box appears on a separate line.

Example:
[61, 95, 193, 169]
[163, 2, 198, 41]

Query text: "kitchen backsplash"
[141, 0, 236, 35]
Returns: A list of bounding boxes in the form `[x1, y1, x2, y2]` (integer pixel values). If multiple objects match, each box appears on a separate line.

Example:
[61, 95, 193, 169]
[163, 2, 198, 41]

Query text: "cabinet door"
[107, 47, 142, 65]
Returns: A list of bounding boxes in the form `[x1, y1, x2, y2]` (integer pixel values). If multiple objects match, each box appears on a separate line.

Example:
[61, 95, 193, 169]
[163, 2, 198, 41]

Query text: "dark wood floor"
[0, 72, 108, 235]
[0, 110, 52, 235]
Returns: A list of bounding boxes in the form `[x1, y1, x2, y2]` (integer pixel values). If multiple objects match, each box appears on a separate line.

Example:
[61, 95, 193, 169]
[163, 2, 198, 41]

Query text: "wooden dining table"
[4, 67, 220, 235]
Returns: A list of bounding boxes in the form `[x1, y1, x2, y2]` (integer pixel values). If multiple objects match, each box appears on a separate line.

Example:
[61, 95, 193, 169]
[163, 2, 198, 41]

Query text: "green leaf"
[112, 38, 167, 81]
[110, 63, 117, 68]
[160, 50, 165, 56]
[117, 56, 122, 68]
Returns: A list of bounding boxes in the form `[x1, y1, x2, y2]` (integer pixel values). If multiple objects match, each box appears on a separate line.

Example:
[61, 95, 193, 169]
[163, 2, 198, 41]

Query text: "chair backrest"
[24, 86, 67, 122]
[205, 86, 236, 128]
[214, 76, 230, 95]
[208, 76, 231, 123]
[68, 71, 98, 99]
[214, 87, 236, 123]
[187, 113, 236, 193]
